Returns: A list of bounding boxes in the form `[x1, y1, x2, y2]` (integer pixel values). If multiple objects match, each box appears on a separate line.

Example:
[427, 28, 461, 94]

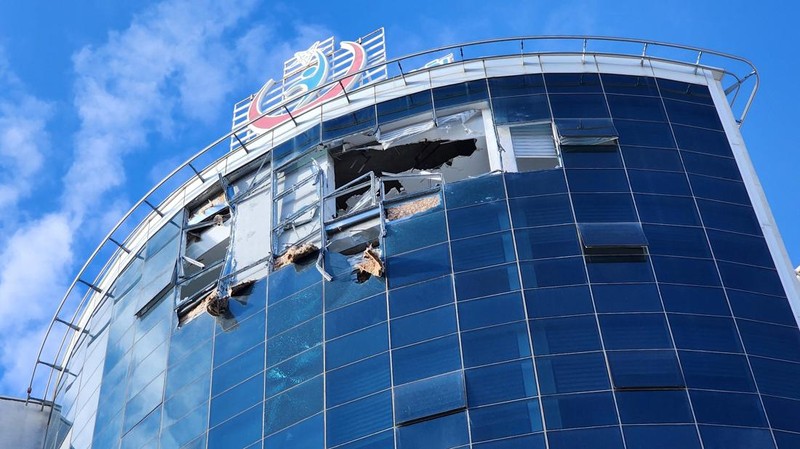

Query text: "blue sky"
[0, 0, 796, 397]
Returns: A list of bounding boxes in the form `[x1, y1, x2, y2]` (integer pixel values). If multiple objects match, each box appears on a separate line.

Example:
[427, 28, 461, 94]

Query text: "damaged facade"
[28, 35, 800, 449]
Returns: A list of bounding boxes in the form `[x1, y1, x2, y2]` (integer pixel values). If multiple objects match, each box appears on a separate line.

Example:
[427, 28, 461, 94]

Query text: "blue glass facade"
[40, 68, 800, 449]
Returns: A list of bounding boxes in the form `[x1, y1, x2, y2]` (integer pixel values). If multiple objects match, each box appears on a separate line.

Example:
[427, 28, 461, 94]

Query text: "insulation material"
[205, 290, 229, 317]
[385, 195, 441, 221]
[355, 247, 384, 282]
[273, 243, 319, 270]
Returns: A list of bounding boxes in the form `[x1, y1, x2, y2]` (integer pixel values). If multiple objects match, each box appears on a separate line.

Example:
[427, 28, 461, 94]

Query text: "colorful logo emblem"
[247, 40, 368, 132]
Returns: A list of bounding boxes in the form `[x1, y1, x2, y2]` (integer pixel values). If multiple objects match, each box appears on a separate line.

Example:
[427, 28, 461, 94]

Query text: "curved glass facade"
[40, 65, 800, 449]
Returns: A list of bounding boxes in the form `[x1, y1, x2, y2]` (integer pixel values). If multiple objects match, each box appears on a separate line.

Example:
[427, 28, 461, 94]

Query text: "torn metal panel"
[385, 194, 441, 221]
[355, 247, 384, 282]
[326, 217, 382, 255]
[230, 182, 272, 281]
[187, 191, 229, 226]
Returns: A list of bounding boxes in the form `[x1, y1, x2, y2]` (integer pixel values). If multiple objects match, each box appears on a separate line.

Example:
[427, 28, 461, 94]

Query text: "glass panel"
[326, 323, 388, 370]
[621, 146, 683, 171]
[738, 320, 800, 362]
[531, 315, 602, 355]
[264, 376, 323, 435]
[266, 316, 322, 367]
[571, 193, 637, 223]
[466, 359, 537, 406]
[680, 351, 755, 392]
[578, 222, 647, 248]
[455, 263, 520, 301]
[458, 292, 525, 330]
[209, 373, 264, 427]
[600, 314, 672, 350]
[660, 284, 730, 316]
[672, 125, 732, 157]
[266, 346, 323, 398]
[519, 257, 587, 288]
[389, 275, 454, 318]
[272, 125, 321, 166]
[525, 285, 594, 318]
[623, 425, 701, 449]
[268, 263, 321, 304]
[617, 390, 693, 423]
[718, 262, 785, 296]
[707, 230, 773, 268]
[586, 255, 654, 284]
[592, 283, 662, 313]
[444, 173, 505, 209]
[327, 353, 390, 407]
[326, 294, 386, 340]
[728, 290, 796, 326]
[212, 343, 264, 395]
[267, 283, 322, 337]
[505, 169, 567, 198]
[566, 169, 629, 193]
[601, 74, 659, 96]
[509, 194, 574, 227]
[433, 80, 489, 109]
[397, 411, 468, 449]
[561, 145, 623, 169]
[691, 391, 768, 427]
[698, 425, 776, 449]
[664, 99, 723, 130]
[386, 243, 451, 289]
[392, 334, 462, 385]
[450, 231, 516, 272]
[327, 391, 393, 447]
[651, 256, 721, 286]
[473, 434, 546, 449]
[490, 74, 546, 96]
[681, 151, 741, 180]
[547, 427, 624, 449]
[608, 350, 683, 388]
[385, 210, 448, 256]
[461, 321, 531, 367]
[536, 352, 610, 394]
[688, 174, 750, 205]
[762, 396, 800, 433]
[391, 305, 457, 348]
[447, 201, 510, 240]
[545, 73, 602, 93]
[377, 91, 432, 125]
[643, 224, 710, 258]
[263, 413, 323, 449]
[207, 403, 262, 448]
[614, 119, 675, 148]
[669, 314, 742, 352]
[628, 169, 691, 195]
[657, 79, 714, 105]
[607, 94, 667, 121]
[470, 399, 543, 441]
[550, 94, 609, 118]
[492, 94, 550, 124]
[394, 371, 466, 424]
[322, 106, 376, 141]
[696, 199, 760, 235]
[542, 393, 618, 429]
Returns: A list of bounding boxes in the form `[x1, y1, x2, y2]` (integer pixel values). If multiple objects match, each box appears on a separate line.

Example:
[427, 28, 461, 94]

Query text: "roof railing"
[28, 35, 759, 410]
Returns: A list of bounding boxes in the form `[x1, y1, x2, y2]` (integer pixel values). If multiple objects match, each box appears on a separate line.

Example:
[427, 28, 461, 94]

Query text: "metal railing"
[28, 35, 759, 411]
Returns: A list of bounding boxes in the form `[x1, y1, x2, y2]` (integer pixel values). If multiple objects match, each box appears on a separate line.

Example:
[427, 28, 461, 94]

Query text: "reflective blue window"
[657, 79, 714, 105]
[681, 151, 741, 181]
[377, 90, 432, 125]
[385, 210, 447, 256]
[672, 125, 732, 157]
[470, 399, 543, 441]
[566, 169, 629, 193]
[461, 321, 531, 367]
[691, 391, 768, 427]
[228, 279, 267, 322]
[708, 230, 773, 267]
[267, 283, 321, 337]
[698, 425, 776, 449]
[607, 94, 667, 121]
[602, 74, 659, 96]
[763, 396, 800, 433]
[458, 292, 525, 330]
[643, 224, 710, 258]
[272, 125, 320, 166]
[263, 414, 323, 449]
[264, 376, 323, 435]
[628, 169, 691, 195]
[545, 73, 602, 93]
[550, 94, 610, 118]
[525, 285, 594, 318]
[615, 119, 675, 148]
[266, 316, 322, 367]
[326, 353, 390, 408]
[269, 263, 321, 304]
[505, 169, 567, 198]
[444, 173, 505, 209]
[397, 411, 468, 449]
[660, 284, 730, 316]
[451, 231, 516, 272]
[542, 393, 618, 429]
[326, 324, 388, 370]
[509, 194, 574, 227]
[718, 262, 785, 296]
[571, 193, 637, 223]
[391, 305, 457, 347]
[664, 99, 723, 130]
[386, 243, 451, 289]
[608, 350, 683, 388]
[728, 290, 796, 326]
[651, 256, 721, 286]
[624, 425, 701, 449]
[669, 314, 742, 352]
[738, 320, 800, 362]
[433, 80, 489, 109]
[322, 106, 376, 141]
[489, 74, 546, 96]
[336, 430, 393, 449]
[326, 294, 386, 340]
[392, 334, 462, 385]
[447, 200, 510, 240]
[592, 283, 662, 313]
[210, 373, 263, 428]
[531, 315, 602, 355]
[750, 357, 800, 400]
[455, 263, 520, 301]
[622, 146, 684, 171]
[521, 258, 585, 290]
[212, 343, 264, 395]
[389, 275, 454, 318]
[697, 201, 760, 239]
[213, 311, 266, 367]
[327, 391, 393, 447]
[466, 359, 537, 406]
[547, 427, 624, 449]
[394, 371, 466, 424]
[635, 194, 700, 225]
[689, 174, 750, 205]
[492, 94, 550, 124]
[207, 403, 262, 449]
[160, 404, 207, 449]
[324, 266, 386, 312]
[679, 351, 755, 392]
[617, 390, 693, 423]
[600, 314, 672, 350]
[536, 352, 610, 394]
[473, 434, 546, 449]
[266, 346, 323, 398]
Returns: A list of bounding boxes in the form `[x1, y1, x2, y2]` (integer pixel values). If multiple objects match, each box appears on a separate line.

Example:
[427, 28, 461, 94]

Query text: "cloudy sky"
[0, 0, 796, 398]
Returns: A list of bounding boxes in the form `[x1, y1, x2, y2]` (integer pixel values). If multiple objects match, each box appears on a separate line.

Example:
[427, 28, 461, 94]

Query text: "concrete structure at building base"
[20, 33, 800, 449]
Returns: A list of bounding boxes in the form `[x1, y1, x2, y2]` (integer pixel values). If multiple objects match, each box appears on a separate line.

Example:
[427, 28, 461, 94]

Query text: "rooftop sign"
[232, 29, 386, 148]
